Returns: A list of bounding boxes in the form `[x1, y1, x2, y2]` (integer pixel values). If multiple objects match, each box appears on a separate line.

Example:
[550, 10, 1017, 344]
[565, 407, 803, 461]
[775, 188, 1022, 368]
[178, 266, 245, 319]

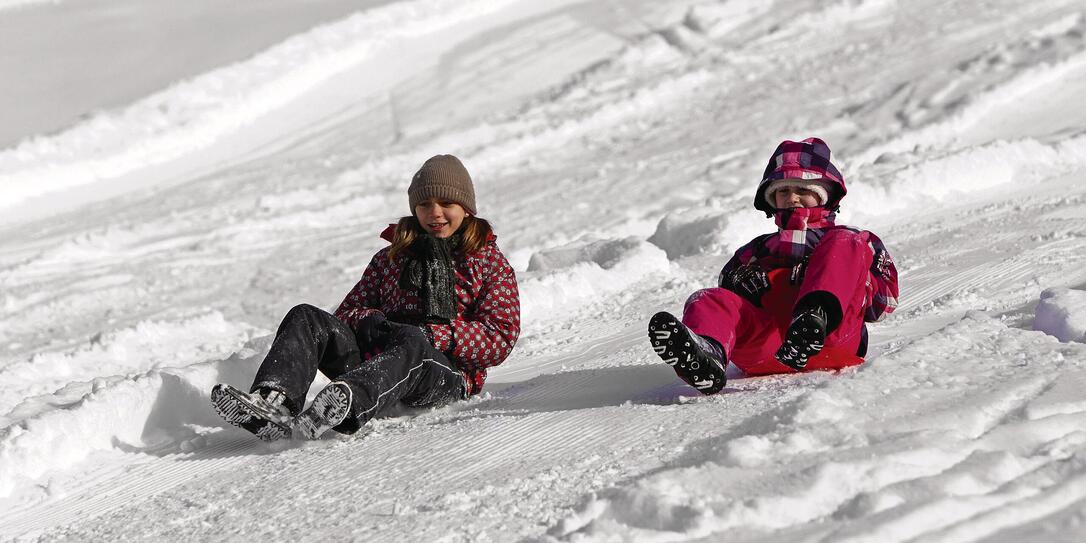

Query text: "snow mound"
[0, 312, 261, 420]
[528, 237, 652, 272]
[519, 236, 668, 324]
[681, 0, 893, 44]
[0, 0, 519, 210]
[648, 204, 764, 260]
[1034, 287, 1086, 343]
[848, 134, 1086, 217]
[0, 337, 269, 499]
[682, 0, 773, 38]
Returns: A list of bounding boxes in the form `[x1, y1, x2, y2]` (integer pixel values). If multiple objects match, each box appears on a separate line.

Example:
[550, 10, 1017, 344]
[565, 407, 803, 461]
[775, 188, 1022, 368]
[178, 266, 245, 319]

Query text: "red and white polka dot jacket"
[334, 225, 521, 395]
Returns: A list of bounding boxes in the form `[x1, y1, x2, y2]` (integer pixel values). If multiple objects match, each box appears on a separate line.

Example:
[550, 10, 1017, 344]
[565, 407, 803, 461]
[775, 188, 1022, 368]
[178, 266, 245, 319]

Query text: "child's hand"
[871, 247, 894, 279]
[357, 313, 392, 347]
[721, 264, 770, 306]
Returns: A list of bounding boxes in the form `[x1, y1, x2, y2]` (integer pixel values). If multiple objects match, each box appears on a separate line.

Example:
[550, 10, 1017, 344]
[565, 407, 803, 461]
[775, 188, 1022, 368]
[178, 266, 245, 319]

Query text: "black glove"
[356, 313, 392, 348]
[720, 263, 770, 306]
[871, 247, 893, 279]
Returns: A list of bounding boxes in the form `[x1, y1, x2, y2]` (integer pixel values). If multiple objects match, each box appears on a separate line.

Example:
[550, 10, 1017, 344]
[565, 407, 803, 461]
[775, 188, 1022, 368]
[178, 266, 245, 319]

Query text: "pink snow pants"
[682, 229, 873, 375]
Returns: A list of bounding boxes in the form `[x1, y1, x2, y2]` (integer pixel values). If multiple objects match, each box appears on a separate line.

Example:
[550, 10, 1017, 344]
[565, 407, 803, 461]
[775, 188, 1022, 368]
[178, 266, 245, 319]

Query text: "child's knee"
[684, 288, 713, 308]
[684, 287, 740, 310]
[286, 303, 322, 319]
[815, 229, 873, 263]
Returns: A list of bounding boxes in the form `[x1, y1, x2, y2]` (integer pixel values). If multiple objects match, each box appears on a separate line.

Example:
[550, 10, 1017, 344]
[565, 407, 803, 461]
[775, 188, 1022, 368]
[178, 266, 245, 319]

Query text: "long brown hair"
[388, 216, 494, 262]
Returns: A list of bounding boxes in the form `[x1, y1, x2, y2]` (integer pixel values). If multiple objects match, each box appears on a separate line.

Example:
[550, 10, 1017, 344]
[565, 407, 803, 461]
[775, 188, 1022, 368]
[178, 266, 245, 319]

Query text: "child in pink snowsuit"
[649, 137, 899, 394]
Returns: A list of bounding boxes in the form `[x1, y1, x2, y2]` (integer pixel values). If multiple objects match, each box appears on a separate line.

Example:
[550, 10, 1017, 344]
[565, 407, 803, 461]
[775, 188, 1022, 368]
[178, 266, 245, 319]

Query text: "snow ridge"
[0, 319, 266, 499]
[0, 312, 261, 419]
[0, 0, 519, 210]
[0, 0, 48, 12]
[849, 134, 1086, 218]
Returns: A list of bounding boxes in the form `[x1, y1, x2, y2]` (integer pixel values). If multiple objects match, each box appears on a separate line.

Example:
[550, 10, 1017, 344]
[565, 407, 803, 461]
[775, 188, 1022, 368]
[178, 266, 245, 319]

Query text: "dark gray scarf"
[398, 233, 460, 323]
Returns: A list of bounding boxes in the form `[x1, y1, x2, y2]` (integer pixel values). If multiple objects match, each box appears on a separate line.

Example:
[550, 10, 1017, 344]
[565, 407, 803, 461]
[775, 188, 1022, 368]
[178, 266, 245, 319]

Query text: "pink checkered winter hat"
[754, 137, 846, 214]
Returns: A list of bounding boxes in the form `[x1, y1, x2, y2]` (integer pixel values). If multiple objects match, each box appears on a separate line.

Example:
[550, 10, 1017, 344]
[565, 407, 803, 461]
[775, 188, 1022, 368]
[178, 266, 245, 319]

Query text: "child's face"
[415, 198, 467, 238]
[773, 187, 822, 209]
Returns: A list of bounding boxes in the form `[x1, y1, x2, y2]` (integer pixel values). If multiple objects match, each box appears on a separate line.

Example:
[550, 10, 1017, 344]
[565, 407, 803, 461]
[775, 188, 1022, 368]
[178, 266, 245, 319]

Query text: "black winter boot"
[211, 384, 292, 442]
[292, 381, 353, 440]
[776, 304, 828, 371]
[648, 312, 727, 395]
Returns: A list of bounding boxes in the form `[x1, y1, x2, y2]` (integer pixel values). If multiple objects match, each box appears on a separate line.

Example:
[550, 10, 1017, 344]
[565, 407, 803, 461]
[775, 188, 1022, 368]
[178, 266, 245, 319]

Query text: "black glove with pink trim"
[719, 263, 770, 306]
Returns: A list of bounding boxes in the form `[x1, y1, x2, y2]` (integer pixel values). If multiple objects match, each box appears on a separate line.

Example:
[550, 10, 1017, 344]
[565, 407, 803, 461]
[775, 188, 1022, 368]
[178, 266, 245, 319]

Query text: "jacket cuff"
[427, 323, 455, 353]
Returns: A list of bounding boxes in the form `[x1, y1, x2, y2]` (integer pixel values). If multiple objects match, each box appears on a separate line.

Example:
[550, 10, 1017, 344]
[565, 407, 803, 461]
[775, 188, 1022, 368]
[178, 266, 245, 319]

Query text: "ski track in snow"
[3, 0, 1086, 540]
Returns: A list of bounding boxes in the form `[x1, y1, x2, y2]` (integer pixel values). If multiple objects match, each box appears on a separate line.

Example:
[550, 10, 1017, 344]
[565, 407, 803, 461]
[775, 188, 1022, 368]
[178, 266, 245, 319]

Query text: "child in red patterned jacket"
[649, 137, 898, 394]
[212, 155, 520, 441]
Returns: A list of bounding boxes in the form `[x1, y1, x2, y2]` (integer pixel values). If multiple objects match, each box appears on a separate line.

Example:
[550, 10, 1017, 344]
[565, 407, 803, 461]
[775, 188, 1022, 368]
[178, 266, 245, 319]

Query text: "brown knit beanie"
[408, 154, 477, 215]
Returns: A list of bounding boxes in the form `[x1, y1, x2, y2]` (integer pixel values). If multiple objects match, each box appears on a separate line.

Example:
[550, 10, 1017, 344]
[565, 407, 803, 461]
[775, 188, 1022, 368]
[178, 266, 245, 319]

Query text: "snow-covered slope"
[2, 0, 1086, 540]
[0, 0, 398, 149]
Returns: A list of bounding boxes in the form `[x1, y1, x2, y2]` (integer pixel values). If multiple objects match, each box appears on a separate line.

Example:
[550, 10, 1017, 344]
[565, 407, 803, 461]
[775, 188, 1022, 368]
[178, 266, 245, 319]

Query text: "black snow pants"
[251, 304, 468, 434]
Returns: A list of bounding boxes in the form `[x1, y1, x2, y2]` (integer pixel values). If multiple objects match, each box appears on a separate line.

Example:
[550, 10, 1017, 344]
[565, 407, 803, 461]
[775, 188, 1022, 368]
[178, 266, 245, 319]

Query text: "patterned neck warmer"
[763, 207, 836, 264]
[398, 233, 461, 323]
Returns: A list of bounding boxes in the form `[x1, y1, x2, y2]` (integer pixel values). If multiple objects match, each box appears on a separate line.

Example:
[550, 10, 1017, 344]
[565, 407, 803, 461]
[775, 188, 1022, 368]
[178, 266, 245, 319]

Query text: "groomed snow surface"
[3, 0, 1086, 540]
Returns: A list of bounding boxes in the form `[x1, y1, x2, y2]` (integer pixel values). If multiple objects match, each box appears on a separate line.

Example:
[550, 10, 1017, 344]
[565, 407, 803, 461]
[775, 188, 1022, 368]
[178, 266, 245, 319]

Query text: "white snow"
[0, 0, 395, 149]
[0, 0, 48, 12]
[520, 236, 670, 326]
[1035, 288, 1086, 344]
[0, 0, 521, 210]
[3, 0, 1086, 540]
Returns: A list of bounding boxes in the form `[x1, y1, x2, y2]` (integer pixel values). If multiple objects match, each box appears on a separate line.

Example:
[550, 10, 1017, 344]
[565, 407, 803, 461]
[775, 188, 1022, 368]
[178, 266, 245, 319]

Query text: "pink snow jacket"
[720, 137, 899, 322]
[334, 225, 521, 395]
[718, 217, 899, 322]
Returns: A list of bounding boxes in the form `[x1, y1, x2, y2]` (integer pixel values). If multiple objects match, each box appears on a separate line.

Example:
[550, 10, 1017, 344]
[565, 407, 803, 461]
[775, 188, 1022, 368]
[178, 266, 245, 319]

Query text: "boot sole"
[776, 315, 826, 371]
[648, 312, 726, 395]
[211, 384, 291, 442]
[293, 382, 352, 440]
